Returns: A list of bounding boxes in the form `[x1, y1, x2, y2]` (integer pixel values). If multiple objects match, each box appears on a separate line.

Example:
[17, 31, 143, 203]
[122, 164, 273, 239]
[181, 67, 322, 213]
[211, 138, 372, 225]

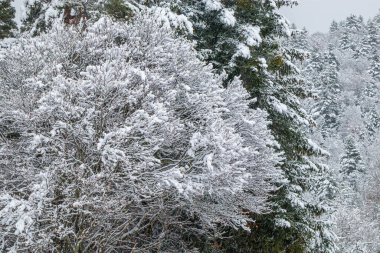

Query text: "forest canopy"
[0, 1, 379, 252]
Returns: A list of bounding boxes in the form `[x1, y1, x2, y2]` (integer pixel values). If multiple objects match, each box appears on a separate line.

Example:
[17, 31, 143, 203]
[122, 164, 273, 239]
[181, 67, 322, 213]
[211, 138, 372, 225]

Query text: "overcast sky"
[280, 0, 380, 33]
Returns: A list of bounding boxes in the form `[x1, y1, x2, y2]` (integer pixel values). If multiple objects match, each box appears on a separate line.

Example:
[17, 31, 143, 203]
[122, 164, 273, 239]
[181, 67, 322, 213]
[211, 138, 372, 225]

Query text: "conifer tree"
[345, 15, 363, 32]
[150, 1, 336, 252]
[329, 20, 339, 33]
[21, 0, 52, 35]
[358, 36, 371, 58]
[0, 0, 17, 39]
[365, 21, 380, 79]
[366, 21, 379, 55]
[339, 31, 352, 51]
[369, 54, 380, 81]
[314, 46, 341, 137]
[104, 0, 132, 20]
[340, 139, 365, 189]
[361, 82, 380, 136]
[294, 11, 380, 253]
[339, 15, 365, 58]
[291, 26, 310, 51]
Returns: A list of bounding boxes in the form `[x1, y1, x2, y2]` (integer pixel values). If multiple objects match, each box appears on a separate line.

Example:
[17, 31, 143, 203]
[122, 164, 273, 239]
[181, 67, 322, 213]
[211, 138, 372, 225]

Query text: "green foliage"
[104, 0, 132, 20]
[340, 139, 365, 190]
[0, 0, 17, 39]
[159, 0, 335, 252]
[312, 47, 341, 136]
[340, 139, 363, 175]
[21, 1, 47, 36]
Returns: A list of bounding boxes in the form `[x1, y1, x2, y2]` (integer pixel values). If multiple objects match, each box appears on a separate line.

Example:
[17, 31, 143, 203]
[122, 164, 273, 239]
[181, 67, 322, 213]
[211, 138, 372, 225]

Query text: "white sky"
[280, 0, 380, 33]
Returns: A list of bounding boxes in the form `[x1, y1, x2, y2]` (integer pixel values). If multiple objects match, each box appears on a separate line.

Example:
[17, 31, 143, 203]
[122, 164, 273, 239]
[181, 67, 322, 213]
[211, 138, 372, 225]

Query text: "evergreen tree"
[340, 139, 365, 189]
[372, 11, 380, 27]
[330, 20, 339, 33]
[104, 0, 132, 20]
[367, 21, 378, 43]
[339, 31, 352, 51]
[366, 21, 379, 55]
[21, 0, 52, 35]
[369, 54, 380, 81]
[361, 82, 380, 136]
[152, 1, 336, 252]
[339, 15, 365, 58]
[366, 21, 380, 81]
[0, 0, 17, 39]
[295, 11, 380, 253]
[363, 107, 380, 135]
[291, 26, 310, 51]
[314, 46, 341, 137]
[358, 35, 371, 58]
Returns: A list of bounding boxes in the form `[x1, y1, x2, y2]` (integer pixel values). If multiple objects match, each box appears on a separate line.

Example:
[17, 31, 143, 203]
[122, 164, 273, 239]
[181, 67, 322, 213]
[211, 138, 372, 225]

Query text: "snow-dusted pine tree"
[144, 1, 336, 252]
[340, 139, 365, 189]
[313, 45, 341, 137]
[293, 13, 380, 253]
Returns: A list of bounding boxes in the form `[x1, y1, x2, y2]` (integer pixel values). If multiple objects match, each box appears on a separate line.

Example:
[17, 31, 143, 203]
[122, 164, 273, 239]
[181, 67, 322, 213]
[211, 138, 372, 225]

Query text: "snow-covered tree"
[340, 139, 364, 189]
[329, 20, 339, 33]
[293, 12, 380, 253]
[147, 1, 336, 252]
[0, 13, 283, 252]
[339, 31, 351, 51]
[312, 46, 341, 137]
[168, 2, 336, 252]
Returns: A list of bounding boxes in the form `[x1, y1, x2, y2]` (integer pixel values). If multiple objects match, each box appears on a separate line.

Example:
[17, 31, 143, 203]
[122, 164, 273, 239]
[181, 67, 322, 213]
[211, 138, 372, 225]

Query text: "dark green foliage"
[21, 1, 47, 36]
[159, 1, 334, 252]
[0, 0, 17, 39]
[312, 47, 341, 137]
[340, 139, 364, 188]
[104, 0, 132, 20]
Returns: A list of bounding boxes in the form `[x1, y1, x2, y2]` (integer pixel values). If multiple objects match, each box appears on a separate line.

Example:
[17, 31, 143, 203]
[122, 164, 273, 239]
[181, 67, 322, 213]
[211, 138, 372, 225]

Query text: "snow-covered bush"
[0, 14, 282, 252]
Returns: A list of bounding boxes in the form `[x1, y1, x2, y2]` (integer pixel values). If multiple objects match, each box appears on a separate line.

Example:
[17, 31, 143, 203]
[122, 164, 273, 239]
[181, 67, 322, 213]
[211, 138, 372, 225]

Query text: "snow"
[204, 153, 215, 172]
[220, 9, 236, 26]
[271, 97, 288, 114]
[235, 43, 251, 59]
[243, 25, 262, 47]
[307, 139, 330, 156]
[268, 0, 277, 9]
[278, 16, 292, 37]
[1, 1, 357, 252]
[203, 0, 223, 11]
[258, 57, 268, 68]
[11, 0, 25, 27]
[153, 7, 194, 34]
[275, 218, 291, 228]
